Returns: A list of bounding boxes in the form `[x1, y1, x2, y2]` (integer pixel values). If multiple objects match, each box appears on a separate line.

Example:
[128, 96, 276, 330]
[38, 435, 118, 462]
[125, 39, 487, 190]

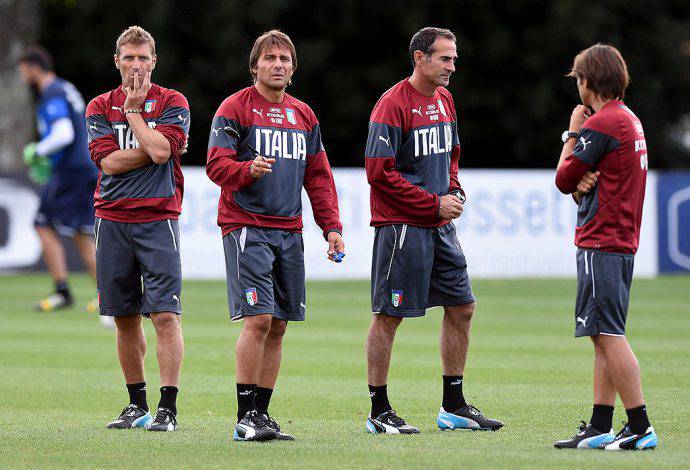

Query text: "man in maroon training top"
[86, 26, 189, 432]
[554, 44, 657, 451]
[363, 27, 503, 434]
[207, 30, 344, 442]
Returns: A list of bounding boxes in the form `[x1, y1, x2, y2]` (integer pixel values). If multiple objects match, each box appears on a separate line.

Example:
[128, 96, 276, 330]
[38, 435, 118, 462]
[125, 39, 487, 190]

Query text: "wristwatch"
[561, 131, 578, 143]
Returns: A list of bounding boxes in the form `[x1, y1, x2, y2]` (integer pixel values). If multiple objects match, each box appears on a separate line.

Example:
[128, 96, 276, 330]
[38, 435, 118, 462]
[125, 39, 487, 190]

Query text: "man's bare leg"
[437, 302, 503, 430]
[440, 303, 474, 376]
[592, 335, 644, 407]
[255, 318, 287, 415]
[150, 312, 184, 387]
[439, 303, 474, 413]
[235, 314, 272, 420]
[114, 314, 146, 383]
[150, 311, 184, 417]
[106, 314, 149, 427]
[592, 343, 617, 406]
[588, 337, 617, 432]
[367, 313, 402, 386]
[366, 313, 402, 420]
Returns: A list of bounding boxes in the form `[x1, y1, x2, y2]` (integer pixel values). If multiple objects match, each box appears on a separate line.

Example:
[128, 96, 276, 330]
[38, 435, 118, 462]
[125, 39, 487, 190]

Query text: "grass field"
[1, 274, 689, 468]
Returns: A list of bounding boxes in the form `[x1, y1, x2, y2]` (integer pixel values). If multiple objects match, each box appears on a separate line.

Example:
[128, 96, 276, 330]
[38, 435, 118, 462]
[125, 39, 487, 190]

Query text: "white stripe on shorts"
[590, 252, 596, 298]
[399, 224, 407, 249]
[239, 227, 247, 253]
[94, 218, 102, 249]
[230, 231, 240, 279]
[386, 225, 398, 281]
[167, 220, 178, 252]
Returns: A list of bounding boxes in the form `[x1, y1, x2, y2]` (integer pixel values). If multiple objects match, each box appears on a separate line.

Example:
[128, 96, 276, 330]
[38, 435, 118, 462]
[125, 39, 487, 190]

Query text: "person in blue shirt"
[18, 46, 103, 318]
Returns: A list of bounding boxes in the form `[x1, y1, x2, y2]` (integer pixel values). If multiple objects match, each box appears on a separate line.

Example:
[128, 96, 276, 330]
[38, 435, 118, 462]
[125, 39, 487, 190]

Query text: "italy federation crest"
[245, 288, 258, 306]
[144, 99, 157, 113]
[437, 99, 447, 117]
[286, 108, 297, 125]
[391, 290, 403, 308]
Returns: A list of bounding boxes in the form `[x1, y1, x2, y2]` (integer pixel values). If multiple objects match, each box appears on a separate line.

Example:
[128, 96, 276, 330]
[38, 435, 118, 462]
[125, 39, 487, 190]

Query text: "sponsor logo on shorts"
[245, 288, 258, 306]
[577, 315, 588, 327]
[391, 290, 403, 308]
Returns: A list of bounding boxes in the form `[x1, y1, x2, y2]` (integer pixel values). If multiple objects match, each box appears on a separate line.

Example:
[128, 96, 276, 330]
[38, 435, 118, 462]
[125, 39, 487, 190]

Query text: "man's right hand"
[438, 193, 464, 220]
[250, 155, 276, 179]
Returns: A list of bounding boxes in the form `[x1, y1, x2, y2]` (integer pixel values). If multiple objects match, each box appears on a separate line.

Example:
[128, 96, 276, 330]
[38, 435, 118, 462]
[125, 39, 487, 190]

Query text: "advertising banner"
[179, 168, 658, 279]
[657, 172, 690, 273]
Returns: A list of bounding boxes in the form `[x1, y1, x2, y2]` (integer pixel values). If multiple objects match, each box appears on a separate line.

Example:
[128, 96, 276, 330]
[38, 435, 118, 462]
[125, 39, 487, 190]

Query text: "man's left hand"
[326, 231, 345, 263]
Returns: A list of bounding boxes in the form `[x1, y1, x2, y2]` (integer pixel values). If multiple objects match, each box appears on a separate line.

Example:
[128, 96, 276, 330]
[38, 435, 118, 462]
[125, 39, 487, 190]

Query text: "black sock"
[158, 386, 178, 415]
[589, 404, 614, 433]
[368, 384, 392, 418]
[255, 387, 273, 416]
[126, 382, 148, 411]
[55, 280, 72, 300]
[237, 384, 256, 421]
[442, 375, 466, 412]
[626, 404, 650, 434]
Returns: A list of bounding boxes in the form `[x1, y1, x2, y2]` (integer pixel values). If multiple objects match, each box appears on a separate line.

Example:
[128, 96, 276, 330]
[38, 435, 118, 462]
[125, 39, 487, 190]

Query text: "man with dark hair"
[17, 46, 102, 317]
[363, 27, 503, 434]
[207, 29, 344, 442]
[86, 25, 190, 432]
[554, 43, 658, 450]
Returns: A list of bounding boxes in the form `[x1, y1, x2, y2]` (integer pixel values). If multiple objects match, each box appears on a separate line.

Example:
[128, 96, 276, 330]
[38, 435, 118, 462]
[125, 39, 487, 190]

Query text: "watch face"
[561, 131, 569, 143]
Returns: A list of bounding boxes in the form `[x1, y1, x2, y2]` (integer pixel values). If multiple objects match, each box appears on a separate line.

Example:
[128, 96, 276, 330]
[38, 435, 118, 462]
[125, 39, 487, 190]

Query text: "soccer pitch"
[1, 274, 688, 468]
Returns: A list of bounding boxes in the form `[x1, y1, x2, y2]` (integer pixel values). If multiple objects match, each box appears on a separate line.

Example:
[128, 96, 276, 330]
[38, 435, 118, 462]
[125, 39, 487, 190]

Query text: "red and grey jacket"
[206, 86, 342, 238]
[86, 84, 190, 223]
[556, 100, 647, 254]
[365, 79, 464, 228]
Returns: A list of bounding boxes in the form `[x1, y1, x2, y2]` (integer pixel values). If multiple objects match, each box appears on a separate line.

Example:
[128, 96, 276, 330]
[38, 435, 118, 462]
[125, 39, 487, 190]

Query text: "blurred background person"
[17, 46, 102, 318]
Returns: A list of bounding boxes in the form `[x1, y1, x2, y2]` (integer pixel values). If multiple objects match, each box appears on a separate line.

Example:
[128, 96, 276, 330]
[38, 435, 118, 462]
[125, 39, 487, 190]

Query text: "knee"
[373, 313, 403, 334]
[151, 312, 181, 334]
[446, 302, 475, 322]
[267, 319, 288, 341]
[244, 314, 273, 337]
[114, 314, 142, 332]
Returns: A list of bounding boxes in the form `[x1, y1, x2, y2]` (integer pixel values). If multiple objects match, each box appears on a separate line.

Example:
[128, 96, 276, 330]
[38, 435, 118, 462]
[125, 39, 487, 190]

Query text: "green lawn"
[1, 275, 688, 468]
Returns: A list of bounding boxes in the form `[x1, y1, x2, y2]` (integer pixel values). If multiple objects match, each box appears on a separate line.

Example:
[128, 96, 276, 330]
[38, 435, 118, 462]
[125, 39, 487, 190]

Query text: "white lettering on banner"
[254, 128, 307, 160]
[115, 121, 157, 149]
[414, 124, 452, 157]
[177, 169, 658, 280]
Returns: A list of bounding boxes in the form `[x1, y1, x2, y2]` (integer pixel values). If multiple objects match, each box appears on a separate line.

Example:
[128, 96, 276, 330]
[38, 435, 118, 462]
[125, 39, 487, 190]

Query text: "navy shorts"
[222, 227, 306, 322]
[35, 171, 97, 236]
[371, 223, 475, 318]
[575, 248, 634, 337]
[95, 217, 182, 317]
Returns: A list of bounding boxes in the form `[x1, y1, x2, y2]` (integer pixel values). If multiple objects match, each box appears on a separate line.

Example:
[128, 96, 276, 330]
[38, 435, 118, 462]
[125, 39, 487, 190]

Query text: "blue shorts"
[95, 217, 182, 317]
[222, 227, 306, 322]
[575, 248, 634, 337]
[371, 223, 475, 318]
[35, 171, 97, 236]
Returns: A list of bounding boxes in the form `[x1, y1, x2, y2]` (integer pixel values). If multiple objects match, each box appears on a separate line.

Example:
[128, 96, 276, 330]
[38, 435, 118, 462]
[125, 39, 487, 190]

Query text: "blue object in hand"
[330, 252, 345, 263]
